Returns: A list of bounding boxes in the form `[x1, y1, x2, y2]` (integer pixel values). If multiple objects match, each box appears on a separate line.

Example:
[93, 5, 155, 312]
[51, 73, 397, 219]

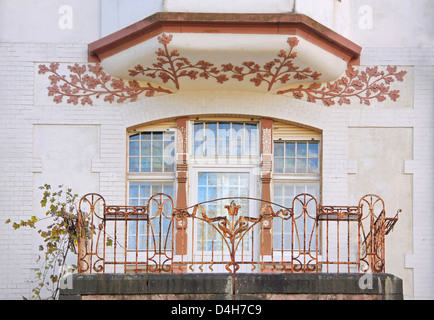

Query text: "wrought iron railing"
[77, 193, 401, 281]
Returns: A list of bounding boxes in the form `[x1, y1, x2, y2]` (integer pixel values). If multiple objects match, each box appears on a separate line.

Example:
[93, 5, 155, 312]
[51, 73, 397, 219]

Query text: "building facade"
[0, 0, 433, 300]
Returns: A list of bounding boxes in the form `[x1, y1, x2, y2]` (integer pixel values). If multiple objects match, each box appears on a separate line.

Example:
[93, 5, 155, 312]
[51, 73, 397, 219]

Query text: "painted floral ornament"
[38, 33, 406, 107]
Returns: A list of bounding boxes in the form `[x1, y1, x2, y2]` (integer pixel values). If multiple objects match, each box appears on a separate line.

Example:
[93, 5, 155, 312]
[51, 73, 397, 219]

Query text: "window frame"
[127, 129, 177, 175]
[272, 138, 322, 254]
[126, 128, 178, 253]
[189, 164, 260, 257]
[126, 179, 176, 252]
[273, 140, 321, 176]
[191, 120, 260, 160]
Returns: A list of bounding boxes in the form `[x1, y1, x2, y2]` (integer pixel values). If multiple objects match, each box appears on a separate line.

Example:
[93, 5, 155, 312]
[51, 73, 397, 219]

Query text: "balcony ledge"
[59, 272, 403, 300]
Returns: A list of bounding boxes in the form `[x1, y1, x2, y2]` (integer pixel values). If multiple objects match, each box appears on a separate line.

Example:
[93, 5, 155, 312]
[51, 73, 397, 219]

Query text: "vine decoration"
[38, 62, 173, 106]
[128, 34, 230, 89]
[38, 33, 407, 107]
[222, 37, 321, 91]
[277, 65, 407, 106]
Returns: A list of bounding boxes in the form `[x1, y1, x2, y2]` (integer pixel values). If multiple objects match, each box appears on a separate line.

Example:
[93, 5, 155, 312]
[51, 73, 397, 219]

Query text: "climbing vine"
[5, 184, 113, 300]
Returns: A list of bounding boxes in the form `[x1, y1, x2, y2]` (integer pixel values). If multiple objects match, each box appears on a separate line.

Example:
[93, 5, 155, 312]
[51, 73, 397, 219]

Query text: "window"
[274, 141, 319, 174]
[128, 131, 175, 173]
[273, 181, 319, 250]
[125, 120, 321, 257]
[127, 129, 176, 251]
[193, 121, 258, 157]
[196, 172, 250, 251]
[272, 140, 320, 251]
[190, 120, 259, 255]
[127, 181, 174, 250]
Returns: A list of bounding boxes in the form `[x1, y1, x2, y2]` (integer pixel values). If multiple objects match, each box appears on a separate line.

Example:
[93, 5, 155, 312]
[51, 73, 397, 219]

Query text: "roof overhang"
[88, 12, 362, 93]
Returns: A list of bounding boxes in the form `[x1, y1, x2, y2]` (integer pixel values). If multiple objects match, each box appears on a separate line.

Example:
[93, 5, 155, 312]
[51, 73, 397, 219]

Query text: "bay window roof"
[87, 12, 361, 93]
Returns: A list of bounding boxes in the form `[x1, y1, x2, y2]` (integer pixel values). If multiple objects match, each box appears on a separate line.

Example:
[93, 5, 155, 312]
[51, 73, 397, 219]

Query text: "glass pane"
[284, 184, 295, 199]
[198, 172, 207, 185]
[152, 157, 163, 172]
[228, 173, 239, 186]
[207, 172, 217, 185]
[138, 234, 146, 250]
[296, 158, 307, 173]
[129, 198, 139, 206]
[151, 184, 163, 194]
[208, 186, 218, 200]
[205, 122, 217, 140]
[163, 141, 173, 157]
[140, 157, 151, 172]
[130, 133, 140, 141]
[164, 185, 174, 197]
[231, 123, 244, 140]
[274, 157, 284, 173]
[198, 186, 207, 201]
[274, 142, 284, 157]
[129, 141, 139, 156]
[229, 140, 236, 156]
[240, 173, 248, 186]
[152, 141, 163, 156]
[297, 143, 307, 157]
[164, 159, 174, 172]
[129, 157, 139, 172]
[308, 158, 319, 173]
[164, 131, 175, 141]
[274, 184, 283, 197]
[194, 140, 204, 156]
[308, 143, 319, 157]
[236, 140, 242, 156]
[205, 139, 216, 156]
[128, 236, 136, 250]
[218, 122, 230, 139]
[128, 221, 137, 235]
[129, 183, 139, 198]
[153, 132, 163, 140]
[218, 139, 229, 156]
[245, 123, 258, 141]
[296, 185, 306, 195]
[196, 172, 250, 251]
[193, 123, 204, 140]
[141, 132, 152, 140]
[286, 143, 296, 157]
[141, 141, 151, 156]
[285, 158, 295, 173]
[139, 183, 151, 198]
[273, 182, 320, 251]
[128, 182, 174, 251]
[245, 139, 258, 156]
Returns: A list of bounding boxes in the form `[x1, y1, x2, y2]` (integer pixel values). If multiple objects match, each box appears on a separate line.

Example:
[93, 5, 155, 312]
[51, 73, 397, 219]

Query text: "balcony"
[61, 193, 403, 300]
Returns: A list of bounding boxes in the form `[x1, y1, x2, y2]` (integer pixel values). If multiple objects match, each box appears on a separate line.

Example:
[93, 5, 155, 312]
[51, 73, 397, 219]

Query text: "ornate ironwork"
[77, 192, 402, 293]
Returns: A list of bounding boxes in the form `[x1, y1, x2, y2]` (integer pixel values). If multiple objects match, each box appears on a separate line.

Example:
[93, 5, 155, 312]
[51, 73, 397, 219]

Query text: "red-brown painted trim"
[175, 117, 188, 256]
[88, 12, 361, 65]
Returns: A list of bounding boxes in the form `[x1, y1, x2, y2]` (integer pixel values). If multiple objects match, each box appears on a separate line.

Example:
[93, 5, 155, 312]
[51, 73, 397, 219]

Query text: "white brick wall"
[361, 47, 434, 300]
[1, 8, 433, 301]
[0, 42, 90, 299]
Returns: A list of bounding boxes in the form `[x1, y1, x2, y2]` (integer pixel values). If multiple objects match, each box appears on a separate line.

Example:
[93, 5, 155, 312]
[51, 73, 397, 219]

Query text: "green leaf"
[106, 238, 113, 247]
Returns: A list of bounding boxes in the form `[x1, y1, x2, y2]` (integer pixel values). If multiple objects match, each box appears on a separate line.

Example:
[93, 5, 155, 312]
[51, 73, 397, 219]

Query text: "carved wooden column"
[175, 117, 188, 255]
[260, 118, 273, 255]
